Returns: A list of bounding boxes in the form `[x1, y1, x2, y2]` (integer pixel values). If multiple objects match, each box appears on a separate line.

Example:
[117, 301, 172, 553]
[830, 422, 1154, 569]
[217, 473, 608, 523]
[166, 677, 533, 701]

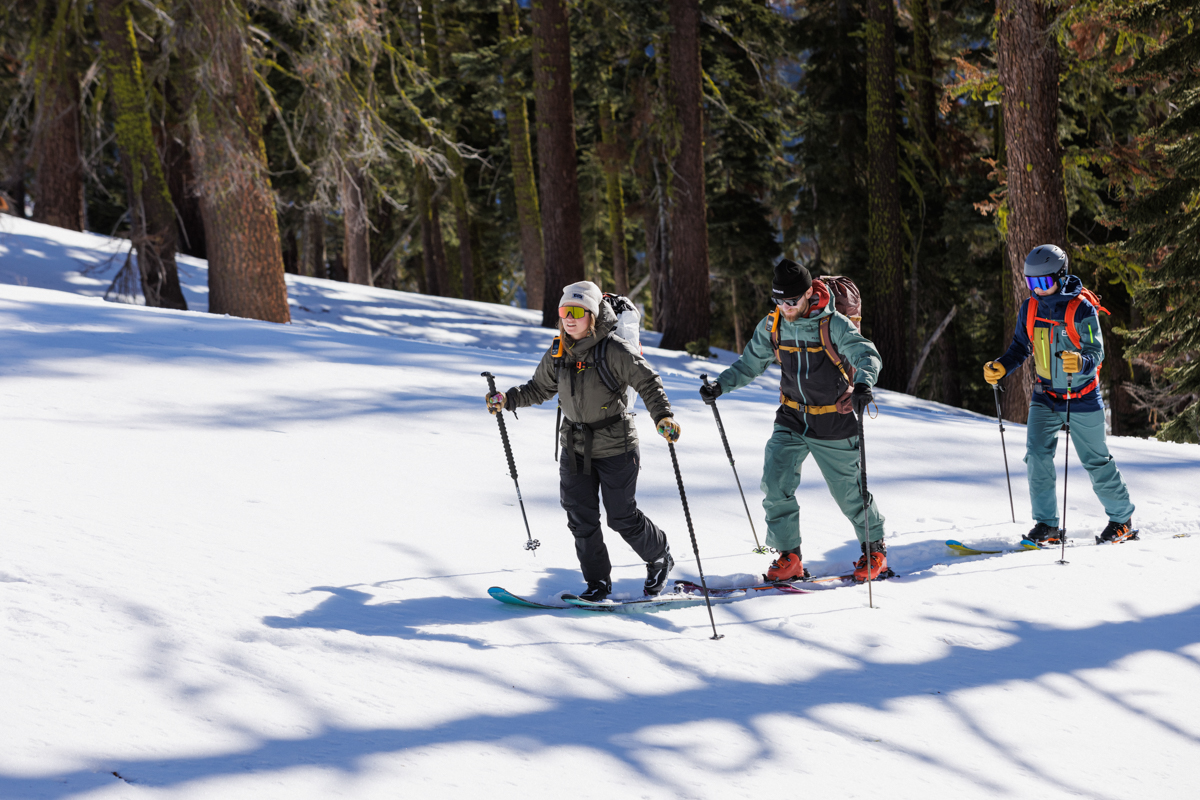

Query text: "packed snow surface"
[2, 215, 1199, 799]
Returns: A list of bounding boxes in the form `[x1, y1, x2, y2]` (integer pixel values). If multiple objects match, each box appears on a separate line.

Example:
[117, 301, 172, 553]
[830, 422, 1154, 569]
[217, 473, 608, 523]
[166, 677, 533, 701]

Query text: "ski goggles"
[558, 305, 589, 319]
[772, 296, 805, 308]
[1026, 274, 1058, 292]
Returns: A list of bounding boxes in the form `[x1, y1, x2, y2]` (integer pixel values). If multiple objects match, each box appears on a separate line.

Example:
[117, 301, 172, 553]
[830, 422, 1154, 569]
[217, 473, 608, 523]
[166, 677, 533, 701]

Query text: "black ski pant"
[559, 446, 669, 584]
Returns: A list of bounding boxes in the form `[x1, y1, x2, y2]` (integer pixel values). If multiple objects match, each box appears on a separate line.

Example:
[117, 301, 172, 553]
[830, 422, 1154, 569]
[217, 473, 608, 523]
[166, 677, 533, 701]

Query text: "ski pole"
[700, 374, 766, 554]
[993, 383, 1016, 523]
[858, 409, 875, 609]
[482, 372, 540, 553]
[1057, 371, 1072, 566]
[666, 439, 723, 640]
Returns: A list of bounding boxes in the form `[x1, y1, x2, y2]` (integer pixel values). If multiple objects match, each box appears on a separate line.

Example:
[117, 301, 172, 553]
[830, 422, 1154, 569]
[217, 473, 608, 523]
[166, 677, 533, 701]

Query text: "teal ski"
[488, 587, 568, 610]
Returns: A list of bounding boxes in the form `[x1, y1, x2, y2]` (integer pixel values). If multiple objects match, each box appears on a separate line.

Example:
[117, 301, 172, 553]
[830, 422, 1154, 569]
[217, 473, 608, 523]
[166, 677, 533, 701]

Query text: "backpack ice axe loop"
[482, 372, 540, 553]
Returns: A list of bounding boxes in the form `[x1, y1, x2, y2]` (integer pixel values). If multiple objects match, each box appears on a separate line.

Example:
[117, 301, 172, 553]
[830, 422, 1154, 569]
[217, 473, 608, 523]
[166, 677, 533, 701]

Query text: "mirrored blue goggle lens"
[1026, 275, 1057, 292]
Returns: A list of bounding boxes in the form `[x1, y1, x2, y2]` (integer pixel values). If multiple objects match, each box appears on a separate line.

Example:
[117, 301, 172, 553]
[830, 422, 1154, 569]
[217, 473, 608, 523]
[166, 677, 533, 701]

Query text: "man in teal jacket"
[699, 260, 888, 582]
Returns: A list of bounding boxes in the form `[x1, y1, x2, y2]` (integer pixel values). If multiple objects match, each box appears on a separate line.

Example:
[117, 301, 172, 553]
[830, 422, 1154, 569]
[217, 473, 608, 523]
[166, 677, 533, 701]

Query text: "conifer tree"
[1125, 0, 1200, 442]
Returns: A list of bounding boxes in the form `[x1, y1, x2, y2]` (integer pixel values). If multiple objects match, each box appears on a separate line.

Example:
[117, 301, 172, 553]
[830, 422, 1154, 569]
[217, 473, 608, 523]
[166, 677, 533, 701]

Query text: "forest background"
[1, 0, 1197, 441]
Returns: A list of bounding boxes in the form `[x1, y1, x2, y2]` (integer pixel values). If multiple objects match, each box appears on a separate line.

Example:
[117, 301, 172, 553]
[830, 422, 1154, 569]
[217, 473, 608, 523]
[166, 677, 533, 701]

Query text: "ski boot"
[579, 579, 612, 602]
[1026, 522, 1062, 546]
[644, 552, 674, 596]
[1097, 518, 1138, 545]
[853, 541, 890, 582]
[765, 548, 807, 582]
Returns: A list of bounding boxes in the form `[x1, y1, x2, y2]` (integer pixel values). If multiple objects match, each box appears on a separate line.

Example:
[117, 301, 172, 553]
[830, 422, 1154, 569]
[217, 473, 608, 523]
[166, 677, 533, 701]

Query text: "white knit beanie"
[558, 281, 602, 316]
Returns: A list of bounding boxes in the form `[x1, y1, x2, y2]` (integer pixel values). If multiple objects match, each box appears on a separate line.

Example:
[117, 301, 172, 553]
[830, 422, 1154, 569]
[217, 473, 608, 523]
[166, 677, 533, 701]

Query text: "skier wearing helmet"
[982, 245, 1136, 544]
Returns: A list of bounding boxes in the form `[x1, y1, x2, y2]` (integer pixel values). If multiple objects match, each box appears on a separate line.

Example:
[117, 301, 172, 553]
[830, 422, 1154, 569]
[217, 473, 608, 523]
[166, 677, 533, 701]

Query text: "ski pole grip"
[483, 371, 499, 395]
[701, 373, 710, 386]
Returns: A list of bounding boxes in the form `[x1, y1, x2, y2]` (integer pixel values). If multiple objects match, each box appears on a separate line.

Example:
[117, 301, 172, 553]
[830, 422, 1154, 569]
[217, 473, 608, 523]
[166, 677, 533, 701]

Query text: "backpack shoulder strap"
[818, 316, 850, 383]
[1064, 298, 1084, 350]
[1024, 297, 1038, 345]
[769, 309, 782, 364]
[594, 335, 622, 394]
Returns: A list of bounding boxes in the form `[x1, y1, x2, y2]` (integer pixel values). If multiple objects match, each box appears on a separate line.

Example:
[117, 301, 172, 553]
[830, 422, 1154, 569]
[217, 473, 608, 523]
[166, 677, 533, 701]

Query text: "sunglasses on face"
[558, 306, 589, 319]
[773, 296, 805, 307]
[1026, 274, 1058, 292]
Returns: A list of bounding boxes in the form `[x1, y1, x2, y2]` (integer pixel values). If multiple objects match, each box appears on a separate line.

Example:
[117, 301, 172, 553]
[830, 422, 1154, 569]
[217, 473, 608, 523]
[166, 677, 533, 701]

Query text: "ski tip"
[945, 539, 965, 548]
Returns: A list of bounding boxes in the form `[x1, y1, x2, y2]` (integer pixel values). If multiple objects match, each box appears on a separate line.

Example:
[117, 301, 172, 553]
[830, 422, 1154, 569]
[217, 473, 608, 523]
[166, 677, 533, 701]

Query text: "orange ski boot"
[765, 548, 806, 582]
[853, 541, 889, 582]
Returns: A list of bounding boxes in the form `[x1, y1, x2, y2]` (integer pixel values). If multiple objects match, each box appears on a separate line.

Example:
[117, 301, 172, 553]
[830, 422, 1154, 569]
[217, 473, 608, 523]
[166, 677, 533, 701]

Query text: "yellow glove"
[656, 417, 681, 443]
[983, 361, 1006, 386]
[485, 392, 506, 415]
[1061, 351, 1083, 374]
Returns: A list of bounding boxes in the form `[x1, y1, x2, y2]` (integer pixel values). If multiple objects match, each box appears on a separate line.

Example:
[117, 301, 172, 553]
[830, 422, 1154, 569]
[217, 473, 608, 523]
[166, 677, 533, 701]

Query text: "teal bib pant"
[1025, 404, 1135, 526]
[760, 424, 886, 551]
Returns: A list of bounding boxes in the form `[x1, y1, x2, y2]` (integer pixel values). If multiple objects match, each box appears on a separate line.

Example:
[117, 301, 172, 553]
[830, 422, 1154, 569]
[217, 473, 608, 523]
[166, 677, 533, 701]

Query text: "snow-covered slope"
[2, 214, 1199, 799]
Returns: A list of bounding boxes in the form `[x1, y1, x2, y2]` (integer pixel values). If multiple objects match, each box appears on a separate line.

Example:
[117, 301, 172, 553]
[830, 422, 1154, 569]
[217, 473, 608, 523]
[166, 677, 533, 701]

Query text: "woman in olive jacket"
[486, 281, 680, 602]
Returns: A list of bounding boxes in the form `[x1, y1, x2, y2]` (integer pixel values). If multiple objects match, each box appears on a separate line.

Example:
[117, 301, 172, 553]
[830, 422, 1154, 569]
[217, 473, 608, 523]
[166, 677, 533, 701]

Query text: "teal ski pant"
[760, 423, 885, 551]
[1025, 404, 1135, 526]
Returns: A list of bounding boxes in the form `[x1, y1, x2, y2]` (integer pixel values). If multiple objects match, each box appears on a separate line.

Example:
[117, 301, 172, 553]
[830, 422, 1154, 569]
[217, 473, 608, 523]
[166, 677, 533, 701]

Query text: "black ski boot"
[579, 579, 612, 602]
[1026, 522, 1062, 544]
[1097, 518, 1138, 544]
[644, 552, 674, 596]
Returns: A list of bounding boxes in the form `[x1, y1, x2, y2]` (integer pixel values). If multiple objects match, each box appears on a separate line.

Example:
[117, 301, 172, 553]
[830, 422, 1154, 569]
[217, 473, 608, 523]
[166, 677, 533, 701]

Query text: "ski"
[560, 592, 707, 614]
[946, 539, 1041, 556]
[672, 578, 815, 597]
[673, 568, 894, 597]
[488, 587, 569, 610]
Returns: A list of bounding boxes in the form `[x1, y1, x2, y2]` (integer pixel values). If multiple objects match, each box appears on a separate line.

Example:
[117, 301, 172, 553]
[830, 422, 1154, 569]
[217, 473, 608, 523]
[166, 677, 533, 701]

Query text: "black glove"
[852, 383, 873, 415]
[699, 382, 723, 406]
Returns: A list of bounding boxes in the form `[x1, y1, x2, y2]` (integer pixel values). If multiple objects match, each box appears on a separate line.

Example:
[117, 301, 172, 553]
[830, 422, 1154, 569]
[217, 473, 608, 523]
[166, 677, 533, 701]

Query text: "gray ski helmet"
[1023, 244, 1069, 278]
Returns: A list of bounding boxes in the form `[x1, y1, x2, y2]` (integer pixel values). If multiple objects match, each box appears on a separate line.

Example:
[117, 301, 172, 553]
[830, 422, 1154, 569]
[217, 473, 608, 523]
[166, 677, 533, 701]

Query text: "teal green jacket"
[716, 294, 882, 439]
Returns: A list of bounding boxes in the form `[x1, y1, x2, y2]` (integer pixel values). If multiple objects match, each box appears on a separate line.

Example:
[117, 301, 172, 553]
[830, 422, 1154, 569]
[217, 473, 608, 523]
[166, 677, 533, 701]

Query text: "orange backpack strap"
[1025, 297, 1038, 346]
[769, 308, 782, 364]
[818, 316, 850, 384]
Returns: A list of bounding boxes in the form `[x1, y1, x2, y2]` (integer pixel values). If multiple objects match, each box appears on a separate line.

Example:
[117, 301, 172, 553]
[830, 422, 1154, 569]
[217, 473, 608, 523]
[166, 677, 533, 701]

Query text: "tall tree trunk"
[865, 0, 907, 388]
[660, 0, 710, 351]
[340, 164, 371, 286]
[418, 174, 449, 296]
[499, 0, 545, 310]
[910, 0, 936, 158]
[448, 150, 474, 300]
[96, 0, 187, 310]
[997, 0, 1065, 422]
[302, 208, 326, 278]
[186, 0, 290, 322]
[30, 0, 83, 231]
[530, 0, 586, 326]
[598, 94, 629, 296]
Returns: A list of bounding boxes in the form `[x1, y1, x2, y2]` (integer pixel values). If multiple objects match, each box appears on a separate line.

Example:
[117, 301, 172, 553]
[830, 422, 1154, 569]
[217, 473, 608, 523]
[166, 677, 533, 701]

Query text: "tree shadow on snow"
[4, 594, 1199, 799]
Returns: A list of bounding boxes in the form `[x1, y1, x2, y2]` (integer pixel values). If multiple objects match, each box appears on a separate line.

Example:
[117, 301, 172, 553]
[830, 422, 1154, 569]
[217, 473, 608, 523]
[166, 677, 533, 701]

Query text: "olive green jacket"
[505, 302, 672, 459]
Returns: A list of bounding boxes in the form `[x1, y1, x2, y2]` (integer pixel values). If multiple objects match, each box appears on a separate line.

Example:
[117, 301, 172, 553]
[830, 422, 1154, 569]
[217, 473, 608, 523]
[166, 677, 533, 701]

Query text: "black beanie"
[772, 259, 812, 299]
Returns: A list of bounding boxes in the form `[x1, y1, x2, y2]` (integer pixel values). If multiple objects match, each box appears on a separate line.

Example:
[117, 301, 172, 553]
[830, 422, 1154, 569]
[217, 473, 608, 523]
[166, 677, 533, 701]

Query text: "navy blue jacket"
[998, 275, 1104, 413]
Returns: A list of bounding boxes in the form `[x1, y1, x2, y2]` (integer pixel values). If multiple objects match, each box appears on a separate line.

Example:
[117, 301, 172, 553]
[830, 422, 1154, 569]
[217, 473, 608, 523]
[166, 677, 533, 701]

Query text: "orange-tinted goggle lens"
[558, 306, 588, 319]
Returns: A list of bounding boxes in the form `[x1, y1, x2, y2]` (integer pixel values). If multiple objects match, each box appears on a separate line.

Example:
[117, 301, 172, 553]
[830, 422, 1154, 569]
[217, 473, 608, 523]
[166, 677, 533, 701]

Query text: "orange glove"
[485, 392, 506, 415]
[656, 417, 681, 443]
[983, 361, 1006, 386]
[1061, 351, 1083, 374]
